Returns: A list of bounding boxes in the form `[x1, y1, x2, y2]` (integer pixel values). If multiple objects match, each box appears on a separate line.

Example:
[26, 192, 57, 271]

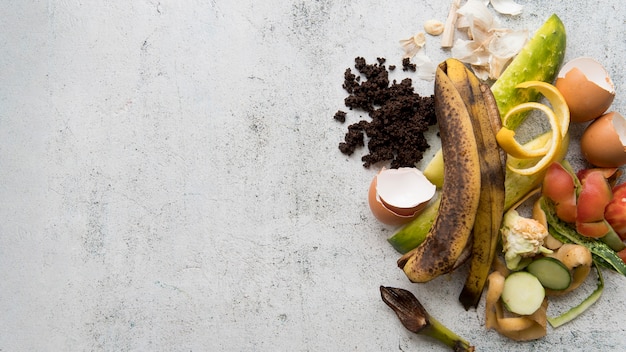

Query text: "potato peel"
[485, 265, 548, 341]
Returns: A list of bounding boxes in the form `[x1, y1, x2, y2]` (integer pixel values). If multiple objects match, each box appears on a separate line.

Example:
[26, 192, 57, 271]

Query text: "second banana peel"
[398, 59, 506, 309]
[448, 62, 506, 310]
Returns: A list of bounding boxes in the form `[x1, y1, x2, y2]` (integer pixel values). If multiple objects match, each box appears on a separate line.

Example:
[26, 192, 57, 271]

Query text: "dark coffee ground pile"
[336, 57, 436, 168]
[402, 57, 417, 72]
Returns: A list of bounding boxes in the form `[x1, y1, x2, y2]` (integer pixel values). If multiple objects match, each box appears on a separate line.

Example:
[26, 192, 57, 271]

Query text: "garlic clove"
[399, 32, 426, 59]
[424, 19, 445, 36]
[449, 0, 526, 80]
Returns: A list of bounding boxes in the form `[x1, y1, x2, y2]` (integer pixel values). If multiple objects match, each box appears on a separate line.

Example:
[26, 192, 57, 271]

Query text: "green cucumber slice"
[526, 257, 572, 290]
[501, 271, 546, 316]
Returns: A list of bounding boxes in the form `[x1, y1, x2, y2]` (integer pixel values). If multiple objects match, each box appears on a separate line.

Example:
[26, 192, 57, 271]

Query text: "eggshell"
[580, 111, 626, 167]
[367, 167, 436, 226]
[555, 57, 615, 123]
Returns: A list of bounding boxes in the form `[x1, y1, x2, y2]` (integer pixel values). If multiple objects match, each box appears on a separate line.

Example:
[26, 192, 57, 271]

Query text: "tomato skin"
[617, 248, 626, 264]
[577, 171, 613, 223]
[542, 162, 577, 223]
[606, 183, 626, 240]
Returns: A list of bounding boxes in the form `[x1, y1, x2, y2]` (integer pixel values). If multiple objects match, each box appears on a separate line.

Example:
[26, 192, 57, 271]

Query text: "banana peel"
[397, 59, 482, 283]
[443, 60, 506, 310]
[394, 14, 569, 304]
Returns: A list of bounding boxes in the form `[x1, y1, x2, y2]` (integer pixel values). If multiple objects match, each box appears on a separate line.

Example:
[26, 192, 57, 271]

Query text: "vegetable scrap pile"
[335, 57, 436, 168]
[334, 2, 626, 350]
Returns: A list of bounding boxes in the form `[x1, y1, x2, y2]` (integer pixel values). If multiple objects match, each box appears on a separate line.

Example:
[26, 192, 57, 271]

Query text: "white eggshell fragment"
[368, 167, 436, 226]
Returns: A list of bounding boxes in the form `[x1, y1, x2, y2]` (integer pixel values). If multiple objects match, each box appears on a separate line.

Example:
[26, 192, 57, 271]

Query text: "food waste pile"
[335, 3, 626, 351]
[3, 1, 626, 351]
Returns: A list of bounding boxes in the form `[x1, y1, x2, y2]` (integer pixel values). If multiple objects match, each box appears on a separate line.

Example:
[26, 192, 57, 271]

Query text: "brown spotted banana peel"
[397, 59, 482, 283]
[445, 60, 506, 310]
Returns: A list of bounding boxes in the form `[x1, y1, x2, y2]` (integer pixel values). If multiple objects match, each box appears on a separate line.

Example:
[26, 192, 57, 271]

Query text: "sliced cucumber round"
[526, 257, 572, 291]
[501, 271, 545, 316]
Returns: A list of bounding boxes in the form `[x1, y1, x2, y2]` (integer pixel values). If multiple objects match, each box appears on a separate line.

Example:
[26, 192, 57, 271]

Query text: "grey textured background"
[1, 1, 625, 351]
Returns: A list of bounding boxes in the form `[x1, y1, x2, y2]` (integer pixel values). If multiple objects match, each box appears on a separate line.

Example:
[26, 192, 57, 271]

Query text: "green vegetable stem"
[380, 286, 475, 352]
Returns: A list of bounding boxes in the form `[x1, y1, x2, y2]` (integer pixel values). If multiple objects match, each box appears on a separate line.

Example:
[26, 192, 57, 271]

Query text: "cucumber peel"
[548, 262, 604, 328]
[387, 193, 441, 253]
[491, 14, 567, 130]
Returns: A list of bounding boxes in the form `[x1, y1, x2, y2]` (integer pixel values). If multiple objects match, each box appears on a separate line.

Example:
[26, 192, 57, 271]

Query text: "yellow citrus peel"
[495, 81, 570, 176]
[516, 80, 570, 136]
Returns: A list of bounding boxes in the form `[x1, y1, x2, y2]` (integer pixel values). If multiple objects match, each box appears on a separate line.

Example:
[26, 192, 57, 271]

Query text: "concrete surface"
[1, 1, 625, 351]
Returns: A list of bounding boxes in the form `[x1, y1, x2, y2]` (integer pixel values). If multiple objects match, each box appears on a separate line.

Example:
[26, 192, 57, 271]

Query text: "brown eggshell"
[580, 112, 626, 168]
[368, 175, 414, 226]
[555, 57, 615, 123]
[367, 168, 434, 227]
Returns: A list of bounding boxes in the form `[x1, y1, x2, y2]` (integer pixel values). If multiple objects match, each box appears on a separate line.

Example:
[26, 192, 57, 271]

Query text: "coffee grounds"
[336, 57, 436, 168]
[333, 110, 347, 123]
[402, 57, 417, 72]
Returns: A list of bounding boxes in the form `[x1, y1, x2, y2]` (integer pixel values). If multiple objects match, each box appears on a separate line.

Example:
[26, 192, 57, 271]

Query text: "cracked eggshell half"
[580, 112, 626, 168]
[555, 57, 615, 123]
[368, 167, 436, 226]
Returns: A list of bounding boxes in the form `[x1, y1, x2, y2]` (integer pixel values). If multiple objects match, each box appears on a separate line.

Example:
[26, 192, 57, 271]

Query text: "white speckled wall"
[1, 1, 625, 351]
